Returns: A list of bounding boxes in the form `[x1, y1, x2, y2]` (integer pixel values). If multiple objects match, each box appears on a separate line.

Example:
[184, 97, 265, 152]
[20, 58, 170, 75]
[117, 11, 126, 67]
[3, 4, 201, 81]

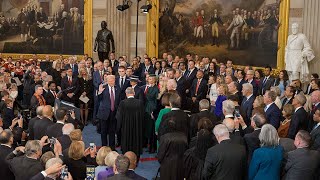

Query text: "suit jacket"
[265, 103, 282, 129]
[259, 76, 275, 95]
[96, 85, 120, 120]
[240, 95, 255, 126]
[133, 85, 144, 103]
[0, 144, 14, 180]
[159, 109, 190, 140]
[33, 117, 54, 140]
[126, 170, 146, 180]
[3, 108, 14, 129]
[284, 148, 320, 180]
[64, 64, 79, 76]
[57, 134, 72, 151]
[282, 97, 293, 108]
[189, 110, 217, 138]
[176, 76, 187, 109]
[30, 95, 45, 117]
[28, 116, 41, 140]
[108, 174, 133, 180]
[6, 152, 43, 180]
[93, 70, 105, 91]
[244, 129, 261, 162]
[310, 124, 320, 150]
[140, 64, 155, 81]
[60, 76, 80, 104]
[202, 139, 247, 180]
[308, 103, 320, 132]
[46, 122, 64, 138]
[44, 91, 56, 107]
[190, 78, 208, 101]
[248, 79, 259, 96]
[287, 107, 308, 139]
[184, 68, 198, 90]
[237, 79, 246, 92]
[116, 76, 130, 100]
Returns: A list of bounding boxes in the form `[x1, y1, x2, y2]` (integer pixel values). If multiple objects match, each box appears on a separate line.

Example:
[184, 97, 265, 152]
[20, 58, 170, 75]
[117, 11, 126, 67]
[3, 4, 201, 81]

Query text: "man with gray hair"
[240, 83, 255, 125]
[28, 105, 44, 140]
[116, 87, 144, 157]
[6, 140, 44, 180]
[109, 155, 131, 180]
[203, 124, 246, 180]
[287, 93, 308, 139]
[189, 99, 217, 138]
[57, 123, 74, 150]
[30, 85, 46, 117]
[222, 100, 235, 119]
[263, 90, 282, 129]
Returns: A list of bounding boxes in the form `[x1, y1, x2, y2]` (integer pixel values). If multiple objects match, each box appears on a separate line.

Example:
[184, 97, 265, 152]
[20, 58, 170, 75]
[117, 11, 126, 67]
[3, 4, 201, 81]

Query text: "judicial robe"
[116, 97, 144, 155]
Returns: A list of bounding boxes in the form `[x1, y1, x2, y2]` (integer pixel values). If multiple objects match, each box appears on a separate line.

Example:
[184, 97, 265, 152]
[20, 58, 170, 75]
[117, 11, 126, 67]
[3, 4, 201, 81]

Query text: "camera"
[60, 166, 68, 179]
[17, 112, 21, 119]
[234, 109, 241, 118]
[89, 143, 95, 150]
[49, 138, 56, 145]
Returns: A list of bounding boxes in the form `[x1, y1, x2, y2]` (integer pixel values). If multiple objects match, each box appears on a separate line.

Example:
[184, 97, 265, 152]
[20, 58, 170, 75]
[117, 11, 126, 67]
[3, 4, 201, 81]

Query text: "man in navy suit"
[240, 83, 255, 126]
[93, 62, 106, 122]
[185, 60, 198, 94]
[236, 69, 246, 92]
[96, 75, 120, 149]
[129, 76, 144, 103]
[246, 70, 258, 96]
[60, 67, 79, 105]
[287, 94, 308, 139]
[116, 66, 130, 100]
[190, 70, 208, 102]
[259, 66, 275, 95]
[64, 56, 79, 77]
[140, 58, 155, 84]
[263, 90, 282, 129]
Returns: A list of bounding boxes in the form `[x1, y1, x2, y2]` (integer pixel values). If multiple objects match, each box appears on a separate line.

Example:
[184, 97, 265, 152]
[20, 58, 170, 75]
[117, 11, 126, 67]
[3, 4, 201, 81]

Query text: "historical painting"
[159, 0, 281, 67]
[0, 0, 84, 55]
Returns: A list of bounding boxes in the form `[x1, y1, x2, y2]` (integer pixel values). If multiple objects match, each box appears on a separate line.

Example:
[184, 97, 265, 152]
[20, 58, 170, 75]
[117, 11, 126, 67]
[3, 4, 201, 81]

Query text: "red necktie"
[110, 87, 115, 111]
[144, 86, 149, 95]
[68, 77, 72, 85]
[195, 79, 201, 95]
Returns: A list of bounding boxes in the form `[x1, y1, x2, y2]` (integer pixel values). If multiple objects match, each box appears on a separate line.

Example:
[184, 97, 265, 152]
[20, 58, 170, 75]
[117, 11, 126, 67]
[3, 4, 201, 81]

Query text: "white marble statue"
[285, 23, 315, 83]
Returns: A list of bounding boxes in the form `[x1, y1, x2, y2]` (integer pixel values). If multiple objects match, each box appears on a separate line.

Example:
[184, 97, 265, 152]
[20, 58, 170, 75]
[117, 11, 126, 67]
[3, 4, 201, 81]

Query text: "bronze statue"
[94, 21, 115, 61]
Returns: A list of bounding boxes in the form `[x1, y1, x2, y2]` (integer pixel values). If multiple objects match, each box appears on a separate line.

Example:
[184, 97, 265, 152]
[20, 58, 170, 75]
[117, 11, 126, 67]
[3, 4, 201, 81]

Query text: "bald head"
[311, 90, 320, 104]
[42, 105, 53, 119]
[124, 151, 137, 169]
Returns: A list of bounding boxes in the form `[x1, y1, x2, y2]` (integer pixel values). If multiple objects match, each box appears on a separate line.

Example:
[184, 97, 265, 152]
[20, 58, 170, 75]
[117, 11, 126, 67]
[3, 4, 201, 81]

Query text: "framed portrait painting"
[0, 0, 92, 57]
[147, 0, 289, 69]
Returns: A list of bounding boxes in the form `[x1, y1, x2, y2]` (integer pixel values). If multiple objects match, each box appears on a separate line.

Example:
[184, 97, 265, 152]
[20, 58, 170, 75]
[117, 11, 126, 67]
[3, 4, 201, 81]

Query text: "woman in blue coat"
[249, 124, 283, 180]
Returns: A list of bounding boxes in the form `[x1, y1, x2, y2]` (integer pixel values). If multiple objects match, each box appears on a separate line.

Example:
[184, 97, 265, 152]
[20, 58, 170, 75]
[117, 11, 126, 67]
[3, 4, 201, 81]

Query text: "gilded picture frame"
[0, 0, 92, 60]
[147, 0, 289, 72]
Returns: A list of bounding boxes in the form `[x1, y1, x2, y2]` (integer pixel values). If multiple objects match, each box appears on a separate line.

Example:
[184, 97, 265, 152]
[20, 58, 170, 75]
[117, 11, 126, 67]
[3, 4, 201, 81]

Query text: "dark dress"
[78, 77, 93, 106]
[116, 97, 145, 155]
[158, 132, 188, 180]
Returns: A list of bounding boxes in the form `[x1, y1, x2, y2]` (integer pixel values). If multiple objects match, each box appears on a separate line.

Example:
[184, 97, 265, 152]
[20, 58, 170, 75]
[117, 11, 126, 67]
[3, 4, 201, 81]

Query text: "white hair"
[242, 83, 253, 93]
[222, 100, 235, 115]
[213, 124, 229, 138]
[62, 123, 75, 135]
[259, 124, 279, 147]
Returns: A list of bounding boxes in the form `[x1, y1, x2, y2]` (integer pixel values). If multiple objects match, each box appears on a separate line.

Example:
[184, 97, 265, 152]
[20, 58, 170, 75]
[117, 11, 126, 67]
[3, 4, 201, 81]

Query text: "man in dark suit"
[287, 94, 308, 139]
[140, 58, 155, 82]
[308, 90, 320, 131]
[228, 81, 243, 104]
[175, 69, 187, 109]
[310, 107, 320, 150]
[0, 130, 15, 180]
[60, 67, 79, 105]
[259, 66, 275, 95]
[64, 57, 79, 76]
[96, 75, 120, 149]
[30, 85, 46, 118]
[240, 83, 255, 126]
[190, 99, 217, 138]
[116, 66, 130, 100]
[3, 99, 15, 129]
[202, 124, 246, 180]
[57, 123, 74, 151]
[263, 90, 282, 129]
[33, 105, 54, 140]
[109, 52, 119, 70]
[46, 109, 67, 138]
[185, 60, 198, 93]
[93, 62, 106, 124]
[6, 140, 44, 180]
[108, 155, 132, 180]
[129, 76, 144, 102]
[158, 93, 190, 140]
[246, 70, 258, 96]
[190, 70, 208, 102]
[124, 151, 147, 180]
[284, 130, 320, 180]
[223, 118, 244, 145]
[236, 69, 246, 92]
[282, 86, 295, 108]
[28, 106, 43, 140]
[44, 81, 58, 107]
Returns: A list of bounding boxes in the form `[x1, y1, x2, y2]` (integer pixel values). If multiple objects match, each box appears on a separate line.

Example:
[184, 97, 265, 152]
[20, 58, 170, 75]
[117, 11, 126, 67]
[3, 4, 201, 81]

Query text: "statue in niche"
[285, 23, 315, 83]
[94, 21, 115, 61]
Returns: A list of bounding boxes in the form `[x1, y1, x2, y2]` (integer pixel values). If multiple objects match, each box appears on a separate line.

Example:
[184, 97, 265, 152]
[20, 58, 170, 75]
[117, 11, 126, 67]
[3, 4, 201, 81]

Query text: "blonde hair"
[68, 141, 85, 160]
[69, 129, 82, 141]
[96, 146, 112, 166]
[104, 151, 119, 167]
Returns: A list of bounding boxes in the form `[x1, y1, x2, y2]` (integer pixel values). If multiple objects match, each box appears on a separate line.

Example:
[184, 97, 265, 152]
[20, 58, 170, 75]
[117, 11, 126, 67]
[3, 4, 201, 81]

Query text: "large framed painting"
[0, 0, 92, 57]
[147, 0, 289, 69]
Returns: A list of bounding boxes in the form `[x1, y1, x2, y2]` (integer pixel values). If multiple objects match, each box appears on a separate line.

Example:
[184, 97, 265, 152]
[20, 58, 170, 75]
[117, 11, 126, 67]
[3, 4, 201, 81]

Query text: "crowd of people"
[0, 51, 320, 180]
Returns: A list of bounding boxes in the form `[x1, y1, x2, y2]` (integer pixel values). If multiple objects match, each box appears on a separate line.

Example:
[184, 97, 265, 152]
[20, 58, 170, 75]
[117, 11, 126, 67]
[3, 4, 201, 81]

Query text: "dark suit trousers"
[98, 52, 109, 61]
[100, 110, 116, 149]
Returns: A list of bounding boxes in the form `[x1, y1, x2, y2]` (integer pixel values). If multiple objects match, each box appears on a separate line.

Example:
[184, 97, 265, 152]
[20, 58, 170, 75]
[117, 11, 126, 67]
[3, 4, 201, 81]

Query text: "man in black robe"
[116, 87, 144, 157]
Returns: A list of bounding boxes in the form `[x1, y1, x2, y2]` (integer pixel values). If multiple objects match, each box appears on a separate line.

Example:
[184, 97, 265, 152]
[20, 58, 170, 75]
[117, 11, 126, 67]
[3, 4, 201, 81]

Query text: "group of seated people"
[0, 51, 320, 179]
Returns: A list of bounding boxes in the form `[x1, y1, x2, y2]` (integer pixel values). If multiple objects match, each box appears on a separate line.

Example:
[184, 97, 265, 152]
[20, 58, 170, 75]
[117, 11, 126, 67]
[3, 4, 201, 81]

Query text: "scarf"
[34, 93, 46, 106]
